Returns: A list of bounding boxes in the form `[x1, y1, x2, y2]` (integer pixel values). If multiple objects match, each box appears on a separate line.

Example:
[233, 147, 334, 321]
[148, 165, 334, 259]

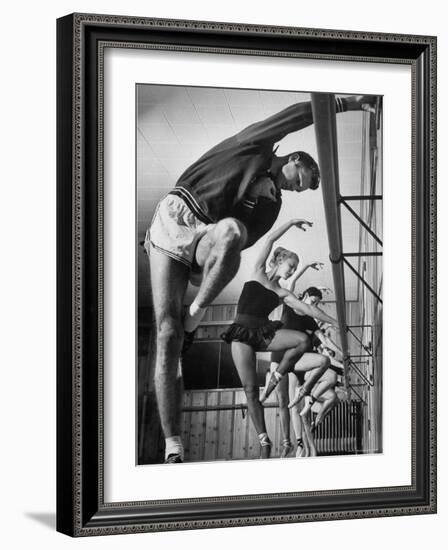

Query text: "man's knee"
[215, 218, 247, 250]
[156, 316, 184, 349]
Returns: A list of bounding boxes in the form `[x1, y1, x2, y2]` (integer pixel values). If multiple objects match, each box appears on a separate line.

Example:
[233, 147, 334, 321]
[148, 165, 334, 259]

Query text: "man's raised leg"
[183, 218, 247, 333]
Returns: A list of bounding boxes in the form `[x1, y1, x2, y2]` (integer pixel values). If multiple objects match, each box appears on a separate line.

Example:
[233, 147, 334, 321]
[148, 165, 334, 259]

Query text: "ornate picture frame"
[56, 13, 436, 536]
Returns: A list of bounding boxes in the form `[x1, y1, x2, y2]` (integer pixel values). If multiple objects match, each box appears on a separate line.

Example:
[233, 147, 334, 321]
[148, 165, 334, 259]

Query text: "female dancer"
[268, 283, 343, 457]
[299, 347, 344, 429]
[291, 347, 344, 457]
[265, 261, 323, 457]
[221, 219, 337, 458]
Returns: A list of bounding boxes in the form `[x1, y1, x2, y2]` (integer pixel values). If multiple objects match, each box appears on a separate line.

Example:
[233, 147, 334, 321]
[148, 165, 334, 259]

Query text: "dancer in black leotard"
[297, 347, 345, 456]
[260, 285, 344, 409]
[265, 258, 323, 457]
[222, 281, 283, 350]
[267, 283, 343, 456]
[221, 219, 337, 458]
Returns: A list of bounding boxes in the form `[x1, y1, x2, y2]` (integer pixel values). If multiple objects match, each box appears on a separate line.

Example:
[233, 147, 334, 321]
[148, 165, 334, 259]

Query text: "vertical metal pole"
[311, 93, 350, 373]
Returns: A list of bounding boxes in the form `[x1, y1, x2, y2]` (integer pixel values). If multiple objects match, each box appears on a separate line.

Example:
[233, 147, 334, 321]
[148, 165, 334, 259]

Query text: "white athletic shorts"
[145, 194, 213, 269]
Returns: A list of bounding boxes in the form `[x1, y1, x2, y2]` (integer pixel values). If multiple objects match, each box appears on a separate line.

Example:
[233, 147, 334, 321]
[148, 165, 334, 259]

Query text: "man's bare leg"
[151, 218, 247, 461]
[183, 218, 247, 333]
[149, 248, 189, 461]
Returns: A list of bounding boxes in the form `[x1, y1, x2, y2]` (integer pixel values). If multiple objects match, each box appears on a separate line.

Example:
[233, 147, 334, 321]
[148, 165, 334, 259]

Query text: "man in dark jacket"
[144, 94, 373, 463]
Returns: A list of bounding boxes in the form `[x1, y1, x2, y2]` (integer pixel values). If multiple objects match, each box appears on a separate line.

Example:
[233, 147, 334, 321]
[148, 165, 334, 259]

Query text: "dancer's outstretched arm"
[279, 289, 337, 326]
[314, 329, 343, 356]
[253, 219, 312, 272]
[286, 261, 324, 292]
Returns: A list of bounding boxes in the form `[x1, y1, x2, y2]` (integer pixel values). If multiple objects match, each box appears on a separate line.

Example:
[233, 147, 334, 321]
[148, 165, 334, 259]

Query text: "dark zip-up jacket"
[168, 98, 345, 248]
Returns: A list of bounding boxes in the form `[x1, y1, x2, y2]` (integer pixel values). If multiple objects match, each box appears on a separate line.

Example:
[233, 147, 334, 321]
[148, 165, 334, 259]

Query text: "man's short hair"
[303, 286, 323, 300]
[294, 151, 320, 190]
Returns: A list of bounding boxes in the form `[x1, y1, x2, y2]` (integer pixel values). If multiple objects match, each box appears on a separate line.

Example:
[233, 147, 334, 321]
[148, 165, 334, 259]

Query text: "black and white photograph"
[136, 85, 383, 465]
[1, 0, 442, 545]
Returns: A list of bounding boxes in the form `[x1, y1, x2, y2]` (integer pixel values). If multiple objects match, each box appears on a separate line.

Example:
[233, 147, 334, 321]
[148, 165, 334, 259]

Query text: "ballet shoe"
[288, 386, 309, 408]
[260, 371, 280, 403]
[280, 440, 293, 458]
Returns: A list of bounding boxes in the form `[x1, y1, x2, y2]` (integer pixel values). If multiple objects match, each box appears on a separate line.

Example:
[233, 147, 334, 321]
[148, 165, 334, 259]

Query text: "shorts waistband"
[168, 187, 213, 225]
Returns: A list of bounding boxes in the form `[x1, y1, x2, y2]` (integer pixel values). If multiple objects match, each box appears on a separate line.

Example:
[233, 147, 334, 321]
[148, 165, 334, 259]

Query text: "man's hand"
[345, 95, 378, 113]
[247, 175, 277, 201]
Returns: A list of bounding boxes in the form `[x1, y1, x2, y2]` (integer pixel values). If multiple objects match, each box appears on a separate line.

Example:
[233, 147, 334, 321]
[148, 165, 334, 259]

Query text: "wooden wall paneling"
[203, 390, 219, 462]
[265, 398, 279, 458]
[217, 391, 234, 460]
[232, 389, 248, 459]
[246, 401, 262, 459]
[182, 391, 193, 461]
[189, 392, 206, 462]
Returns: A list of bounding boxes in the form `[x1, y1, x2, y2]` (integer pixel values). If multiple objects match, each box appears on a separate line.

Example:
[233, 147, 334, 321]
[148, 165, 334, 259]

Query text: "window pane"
[218, 343, 242, 388]
[182, 342, 219, 390]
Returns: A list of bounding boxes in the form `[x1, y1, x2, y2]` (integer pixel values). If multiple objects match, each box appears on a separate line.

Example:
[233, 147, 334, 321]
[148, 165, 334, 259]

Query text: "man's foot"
[288, 386, 309, 408]
[164, 453, 183, 464]
[260, 371, 281, 403]
[349, 94, 378, 113]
